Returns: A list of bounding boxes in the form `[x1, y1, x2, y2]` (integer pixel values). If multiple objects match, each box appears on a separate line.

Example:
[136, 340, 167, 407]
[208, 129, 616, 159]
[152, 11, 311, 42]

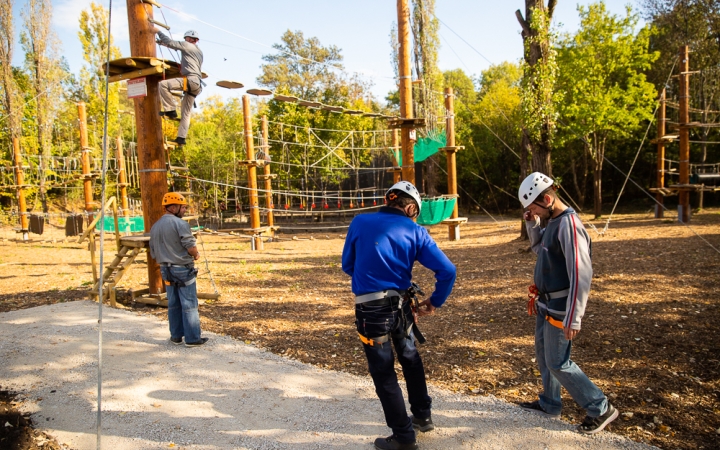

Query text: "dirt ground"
[0, 208, 718, 450]
[0, 389, 66, 450]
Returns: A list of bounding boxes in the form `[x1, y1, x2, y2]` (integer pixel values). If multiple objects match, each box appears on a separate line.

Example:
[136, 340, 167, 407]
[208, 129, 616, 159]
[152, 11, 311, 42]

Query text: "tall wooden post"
[12, 138, 29, 241]
[391, 129, 402, 183]
[655, 88, 666, 218]
[260, 116, 275, 229]
[678, 46, 691, 223]
[397, 0, 415, 184]
[127, 0, 167, 293]
[444, 88, 461, 240]
[116, 136, 130, 218]
[78, 102, 94, 216]
[242, 95, 262, 250]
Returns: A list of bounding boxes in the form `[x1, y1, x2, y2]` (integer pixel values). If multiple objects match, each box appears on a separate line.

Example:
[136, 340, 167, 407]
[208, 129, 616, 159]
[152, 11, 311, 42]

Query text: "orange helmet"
[162, 192, 188, 206]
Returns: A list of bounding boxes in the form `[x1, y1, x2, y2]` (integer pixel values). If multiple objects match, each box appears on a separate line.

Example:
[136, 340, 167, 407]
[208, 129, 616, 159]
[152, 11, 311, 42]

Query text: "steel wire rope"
[95, 1, 114, 447]
[157, 0, 396, 85]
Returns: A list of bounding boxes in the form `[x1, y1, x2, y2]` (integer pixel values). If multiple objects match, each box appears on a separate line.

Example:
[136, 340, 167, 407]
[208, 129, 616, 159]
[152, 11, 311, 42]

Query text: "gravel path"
[0, 301, 654, 450]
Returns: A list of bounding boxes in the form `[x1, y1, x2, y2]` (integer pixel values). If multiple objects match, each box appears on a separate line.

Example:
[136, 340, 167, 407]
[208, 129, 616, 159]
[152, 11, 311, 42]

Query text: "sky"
[12, 0, 643, 102]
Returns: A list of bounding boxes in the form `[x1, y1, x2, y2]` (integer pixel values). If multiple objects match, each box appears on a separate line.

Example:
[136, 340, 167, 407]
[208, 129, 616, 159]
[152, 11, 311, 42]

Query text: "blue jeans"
[535, 314, 608, 417]
[161, 265, 201, 343]
[356, 299, 431, 444]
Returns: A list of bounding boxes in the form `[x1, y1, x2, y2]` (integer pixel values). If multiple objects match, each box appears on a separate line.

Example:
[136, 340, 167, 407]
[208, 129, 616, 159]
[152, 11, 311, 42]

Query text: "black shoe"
[411, 415, 434, 432]
[518, 400, 561, 418]
[174, 137, 186, 146]
[184, 337, 209, 347]
[160, 110, 178, 119]
[577, 404, 619, 434]
[373, 435, 418, 450]
[170, 337, 183, 345]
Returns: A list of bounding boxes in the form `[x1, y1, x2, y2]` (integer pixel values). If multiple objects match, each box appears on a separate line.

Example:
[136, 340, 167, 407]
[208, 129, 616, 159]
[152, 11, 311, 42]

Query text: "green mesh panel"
[95, 216, 145, 233]
[417, 197, 456, 226]
[391, 130, 447, 165]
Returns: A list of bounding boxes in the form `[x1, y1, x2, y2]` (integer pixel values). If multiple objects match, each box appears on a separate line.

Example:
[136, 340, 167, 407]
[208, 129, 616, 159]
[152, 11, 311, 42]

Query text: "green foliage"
[520, 6, 559, 146]
[77, 1, 121, 148]
[557, 3, 659, 153]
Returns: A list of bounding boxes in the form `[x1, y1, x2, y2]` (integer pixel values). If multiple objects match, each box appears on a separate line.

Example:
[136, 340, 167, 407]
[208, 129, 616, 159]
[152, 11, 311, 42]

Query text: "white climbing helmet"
[386, 181, 422, 214]
[518, 172, 554, 208]
[184, 30, 199, 39]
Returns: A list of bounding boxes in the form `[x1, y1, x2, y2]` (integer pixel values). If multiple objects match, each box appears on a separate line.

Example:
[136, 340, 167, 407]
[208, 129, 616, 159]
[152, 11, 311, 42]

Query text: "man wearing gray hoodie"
[517, 172, 618, 434]
[154, 28, 204, 146]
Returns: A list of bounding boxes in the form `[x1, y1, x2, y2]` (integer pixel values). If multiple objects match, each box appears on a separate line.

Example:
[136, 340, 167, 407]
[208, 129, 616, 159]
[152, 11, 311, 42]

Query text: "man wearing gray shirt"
[517, 172, 618, 434]
[150, 193, 208, 347]
[154, 28, 204, 146]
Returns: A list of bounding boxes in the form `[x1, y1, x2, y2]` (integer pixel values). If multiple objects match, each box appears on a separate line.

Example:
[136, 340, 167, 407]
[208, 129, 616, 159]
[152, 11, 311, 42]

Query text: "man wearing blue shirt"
[342, 181, 456, 450]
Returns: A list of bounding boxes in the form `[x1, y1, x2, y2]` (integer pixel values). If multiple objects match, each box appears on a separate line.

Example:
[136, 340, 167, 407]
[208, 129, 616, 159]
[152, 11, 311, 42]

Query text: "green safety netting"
[392, 130, 447, 165]
[96, 216, 145, 233]
[417, 197, 456, 226]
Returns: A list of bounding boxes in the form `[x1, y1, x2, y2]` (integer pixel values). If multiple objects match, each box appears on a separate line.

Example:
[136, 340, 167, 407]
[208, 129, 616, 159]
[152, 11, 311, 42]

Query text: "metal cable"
[96, 1, 113, 447]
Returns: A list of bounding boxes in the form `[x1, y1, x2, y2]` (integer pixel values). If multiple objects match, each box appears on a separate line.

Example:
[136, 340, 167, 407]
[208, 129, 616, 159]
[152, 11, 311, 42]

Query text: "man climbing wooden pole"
[127, 0, 167, 294]
[12, 137, 28, 241]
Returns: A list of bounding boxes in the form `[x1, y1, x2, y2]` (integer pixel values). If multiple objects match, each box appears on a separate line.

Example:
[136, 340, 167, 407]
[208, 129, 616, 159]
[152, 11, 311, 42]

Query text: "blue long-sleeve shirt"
[341, 207, 456, 307]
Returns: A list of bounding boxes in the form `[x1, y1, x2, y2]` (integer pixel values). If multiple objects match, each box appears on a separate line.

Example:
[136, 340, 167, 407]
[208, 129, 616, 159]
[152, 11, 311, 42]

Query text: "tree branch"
[548, 0, 558, 20]
[516, 9, 530, 36]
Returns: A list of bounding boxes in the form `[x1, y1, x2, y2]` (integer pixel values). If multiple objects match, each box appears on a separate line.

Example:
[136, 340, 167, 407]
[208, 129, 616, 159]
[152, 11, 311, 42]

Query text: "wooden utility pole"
[391, 129, 402, 183]
[78, 102, 94, 216]
[127, 0, 167, 293]
[397, 0, 415, 184]
[443, 88, 464, 240]
[242, 95, 262, 250]
[678, 46, 691, 223]
[655, 88, 666, 218]
[260, 116, 275, 229]
[116, 136, 130, 218]
[12, 138, 29, 241]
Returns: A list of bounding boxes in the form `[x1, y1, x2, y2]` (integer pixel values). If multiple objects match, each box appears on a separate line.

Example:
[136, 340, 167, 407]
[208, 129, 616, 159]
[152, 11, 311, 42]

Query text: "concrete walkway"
[0, 301, 652, 450]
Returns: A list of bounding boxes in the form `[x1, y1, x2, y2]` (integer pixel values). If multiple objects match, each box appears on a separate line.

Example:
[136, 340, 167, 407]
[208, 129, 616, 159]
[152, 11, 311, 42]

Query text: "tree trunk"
[593, 142, 605, 218]
[518, 130, 532, 240]
[516, 0, 557, 177]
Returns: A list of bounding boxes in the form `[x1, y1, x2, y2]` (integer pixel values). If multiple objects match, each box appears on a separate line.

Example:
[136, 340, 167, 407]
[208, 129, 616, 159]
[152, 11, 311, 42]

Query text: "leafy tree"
[21, 0, 65, 212]
[0, 0, 22, 144]
[556, 2, 659, 217]
[516, 0, 559, 178]
[77, 1, 121, 147]
[258, 30, 343, 101]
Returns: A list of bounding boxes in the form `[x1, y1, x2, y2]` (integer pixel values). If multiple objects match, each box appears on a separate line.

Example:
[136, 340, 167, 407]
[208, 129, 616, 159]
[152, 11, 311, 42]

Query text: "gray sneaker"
[577, 404, 619, 434]
[518, 400, 561, 418]
[184, 337, 209, 347]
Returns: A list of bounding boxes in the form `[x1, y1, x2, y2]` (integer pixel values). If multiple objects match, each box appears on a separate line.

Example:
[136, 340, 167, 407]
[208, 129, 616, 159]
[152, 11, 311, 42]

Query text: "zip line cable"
[96, 1, 114, 446]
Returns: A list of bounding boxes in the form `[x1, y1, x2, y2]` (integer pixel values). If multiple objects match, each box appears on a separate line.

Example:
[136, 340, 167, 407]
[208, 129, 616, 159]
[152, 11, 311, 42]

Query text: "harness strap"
[358, 332, 389, 347]
[545, 314, 564, 329]
[355, 290, 402, 304]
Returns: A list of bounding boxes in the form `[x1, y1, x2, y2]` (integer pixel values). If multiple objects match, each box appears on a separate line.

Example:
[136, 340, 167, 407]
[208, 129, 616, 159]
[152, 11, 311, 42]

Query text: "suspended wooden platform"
[102, 57, 208, 84]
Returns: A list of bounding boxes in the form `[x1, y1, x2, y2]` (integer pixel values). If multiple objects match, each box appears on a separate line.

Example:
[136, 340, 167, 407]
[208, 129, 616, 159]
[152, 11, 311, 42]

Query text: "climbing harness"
[527, 284, 568, 330]
[355, 282, 427, 347]
[161, 264, 198, 287]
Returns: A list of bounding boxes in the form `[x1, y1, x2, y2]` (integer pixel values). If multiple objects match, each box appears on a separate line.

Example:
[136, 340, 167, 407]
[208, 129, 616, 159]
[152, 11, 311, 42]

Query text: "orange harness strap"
[545, 315, 564, 330]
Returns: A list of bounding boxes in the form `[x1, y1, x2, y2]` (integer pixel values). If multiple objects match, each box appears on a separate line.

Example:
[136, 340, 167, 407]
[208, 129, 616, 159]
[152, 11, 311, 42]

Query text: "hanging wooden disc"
[216, 80, 244, 89]
[246, 88, 273, 96]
